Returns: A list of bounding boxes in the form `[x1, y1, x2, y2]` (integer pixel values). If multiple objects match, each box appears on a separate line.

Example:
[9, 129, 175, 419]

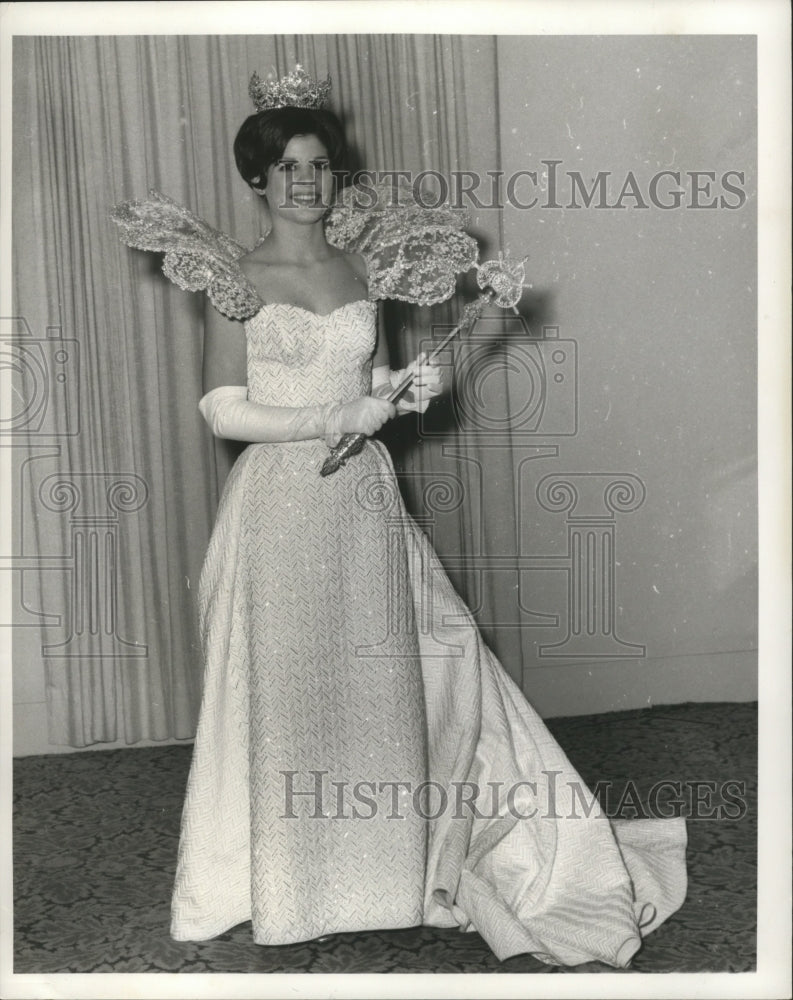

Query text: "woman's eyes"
[275, 161, 330, 172]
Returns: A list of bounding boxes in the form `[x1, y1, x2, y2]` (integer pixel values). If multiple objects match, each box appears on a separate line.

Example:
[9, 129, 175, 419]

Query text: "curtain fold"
[13, 34, 527, 747]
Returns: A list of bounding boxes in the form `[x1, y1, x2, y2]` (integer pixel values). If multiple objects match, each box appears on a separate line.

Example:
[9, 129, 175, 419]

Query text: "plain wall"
[498, 36, 757, 712]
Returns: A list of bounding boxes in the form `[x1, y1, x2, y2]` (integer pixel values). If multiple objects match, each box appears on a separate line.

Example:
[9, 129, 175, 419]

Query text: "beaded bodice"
[244, 300, 377, 408]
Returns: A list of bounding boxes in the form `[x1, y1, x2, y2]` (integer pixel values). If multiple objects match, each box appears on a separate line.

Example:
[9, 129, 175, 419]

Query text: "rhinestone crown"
[249, 64, 331, 111]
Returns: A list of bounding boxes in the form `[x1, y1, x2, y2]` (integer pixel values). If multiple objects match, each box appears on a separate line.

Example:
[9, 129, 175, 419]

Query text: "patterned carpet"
[13, 701, 756, 974]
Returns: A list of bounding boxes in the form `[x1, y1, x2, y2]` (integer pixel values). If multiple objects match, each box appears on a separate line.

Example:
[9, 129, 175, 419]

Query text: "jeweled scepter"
[320, 253, 527, 476]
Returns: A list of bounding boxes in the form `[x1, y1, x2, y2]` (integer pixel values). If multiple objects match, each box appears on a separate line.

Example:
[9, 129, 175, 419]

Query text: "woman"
[166, 74, 688, 966]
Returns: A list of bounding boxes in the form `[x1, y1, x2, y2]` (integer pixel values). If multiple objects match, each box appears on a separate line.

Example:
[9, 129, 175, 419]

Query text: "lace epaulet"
[110, 191, 264, 320]
[325, 179, 479, 306]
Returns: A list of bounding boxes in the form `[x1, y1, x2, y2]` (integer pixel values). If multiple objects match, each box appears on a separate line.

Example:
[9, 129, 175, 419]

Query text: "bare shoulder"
[237, 242, 271, 275]
[343, 250, 369, 284]
[236, 244, 277, 302]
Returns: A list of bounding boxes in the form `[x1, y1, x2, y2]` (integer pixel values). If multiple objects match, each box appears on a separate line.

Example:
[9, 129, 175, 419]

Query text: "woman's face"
[264, 133, 334, 225]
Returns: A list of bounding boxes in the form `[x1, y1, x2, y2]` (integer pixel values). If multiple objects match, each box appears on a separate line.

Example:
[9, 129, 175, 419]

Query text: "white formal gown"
[170, 297, 687, 967]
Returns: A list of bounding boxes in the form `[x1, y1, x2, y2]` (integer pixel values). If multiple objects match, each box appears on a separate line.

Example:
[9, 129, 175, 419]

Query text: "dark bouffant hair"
[234, 107, 347, 190]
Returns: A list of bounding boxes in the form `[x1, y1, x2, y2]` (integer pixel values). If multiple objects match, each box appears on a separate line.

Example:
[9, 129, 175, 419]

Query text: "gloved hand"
[326, 395, 397, 443]
[371, 352, 443, 414]
[199, 385, 395, 446]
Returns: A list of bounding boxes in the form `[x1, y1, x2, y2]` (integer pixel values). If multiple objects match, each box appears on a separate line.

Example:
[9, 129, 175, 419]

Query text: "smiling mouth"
[290, 192, 324, 206]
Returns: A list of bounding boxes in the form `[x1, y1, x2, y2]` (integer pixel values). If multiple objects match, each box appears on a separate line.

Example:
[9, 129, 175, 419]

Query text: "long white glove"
[371, 352, 443, 414]
[198, 385, 395, 446]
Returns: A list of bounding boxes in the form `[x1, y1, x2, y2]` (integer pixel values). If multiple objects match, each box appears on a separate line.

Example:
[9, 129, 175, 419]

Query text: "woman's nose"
[293, 162, 316, 185]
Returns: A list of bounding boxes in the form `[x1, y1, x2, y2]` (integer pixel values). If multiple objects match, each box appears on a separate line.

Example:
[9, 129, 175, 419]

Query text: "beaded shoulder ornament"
[110, 65, 481, 319]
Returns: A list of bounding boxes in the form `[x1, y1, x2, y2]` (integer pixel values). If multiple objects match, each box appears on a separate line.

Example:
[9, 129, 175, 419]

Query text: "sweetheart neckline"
[252, 299, 375, 321]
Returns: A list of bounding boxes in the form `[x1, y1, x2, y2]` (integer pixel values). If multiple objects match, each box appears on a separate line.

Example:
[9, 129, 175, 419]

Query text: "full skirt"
[171, 438, 687, 966]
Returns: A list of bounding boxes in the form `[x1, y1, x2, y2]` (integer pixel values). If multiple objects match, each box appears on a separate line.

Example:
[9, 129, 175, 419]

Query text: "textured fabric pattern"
[172, 301, 426, 943]
[170, 300, 687, 964]
[403, 525, 686, 965]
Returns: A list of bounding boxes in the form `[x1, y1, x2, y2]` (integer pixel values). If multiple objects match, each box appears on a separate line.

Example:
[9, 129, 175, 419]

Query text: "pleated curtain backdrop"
[13, 34, 525, 747]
